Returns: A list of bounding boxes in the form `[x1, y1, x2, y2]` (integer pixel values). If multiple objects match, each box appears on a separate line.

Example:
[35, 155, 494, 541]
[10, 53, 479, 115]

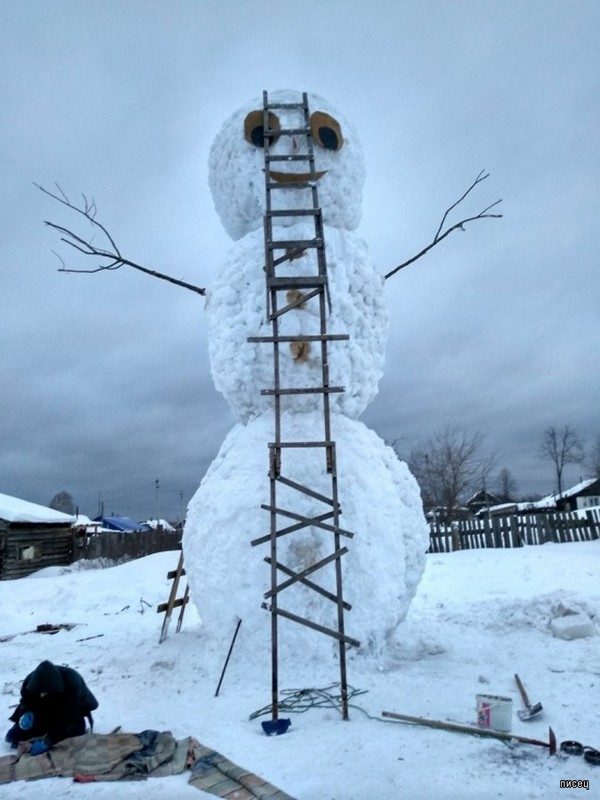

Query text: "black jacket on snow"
[9, 660, 98, 744]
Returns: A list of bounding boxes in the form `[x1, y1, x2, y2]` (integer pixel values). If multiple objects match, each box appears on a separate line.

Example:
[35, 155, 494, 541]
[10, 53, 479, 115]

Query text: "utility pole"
[179, 489, 184, 525]
[155, 479, 160, 524]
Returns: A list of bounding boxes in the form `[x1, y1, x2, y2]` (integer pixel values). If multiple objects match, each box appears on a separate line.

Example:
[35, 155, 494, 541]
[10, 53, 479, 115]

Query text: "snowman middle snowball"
[206, 90, 388, 423]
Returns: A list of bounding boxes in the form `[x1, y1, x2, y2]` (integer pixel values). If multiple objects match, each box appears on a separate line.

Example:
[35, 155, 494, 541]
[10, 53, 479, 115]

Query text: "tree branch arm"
[384, 172, 503, 282]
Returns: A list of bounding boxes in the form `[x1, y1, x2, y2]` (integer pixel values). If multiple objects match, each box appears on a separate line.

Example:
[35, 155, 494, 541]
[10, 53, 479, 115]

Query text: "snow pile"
[208, 90, 365, 240]
[183, 412, 429, 661]
[1, 542, 600, 799]
[206, 223, 388, 422]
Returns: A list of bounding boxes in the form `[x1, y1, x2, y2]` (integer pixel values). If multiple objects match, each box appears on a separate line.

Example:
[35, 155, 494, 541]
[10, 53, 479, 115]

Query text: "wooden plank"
[250, 510, 336, 547]
[276, 475, 338, 507]
[167, 568, 186, 579]
[261, 386, 344, 396]
[259, 504, 355, 538]
[156, 595, 188, 614]
[269, 287, 322, 318]
[265, 556, 352, 610]
[264, 548, 348, 599]
[261, 603, 360, 647]
[248, 334, 349, 343]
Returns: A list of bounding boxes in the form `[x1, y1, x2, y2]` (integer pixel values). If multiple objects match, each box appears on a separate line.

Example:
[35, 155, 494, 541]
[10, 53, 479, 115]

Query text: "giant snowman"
[183, 90, 429, 665]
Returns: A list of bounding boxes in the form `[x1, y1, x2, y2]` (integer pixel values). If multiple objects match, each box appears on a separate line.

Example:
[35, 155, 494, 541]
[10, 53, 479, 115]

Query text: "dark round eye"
[244, 110, 280, 148]
[310, 111, 343, 151]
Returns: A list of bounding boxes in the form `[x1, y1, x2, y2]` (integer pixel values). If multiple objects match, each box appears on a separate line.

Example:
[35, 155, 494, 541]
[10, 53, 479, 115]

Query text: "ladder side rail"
[303, 91, 350, 718]
[263, 90, 280, 721]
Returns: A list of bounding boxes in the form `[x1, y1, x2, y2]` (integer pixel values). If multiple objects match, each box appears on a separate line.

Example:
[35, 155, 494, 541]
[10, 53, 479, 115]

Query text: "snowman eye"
[244, 110, 280, 148]
[310, 111, 343, 151]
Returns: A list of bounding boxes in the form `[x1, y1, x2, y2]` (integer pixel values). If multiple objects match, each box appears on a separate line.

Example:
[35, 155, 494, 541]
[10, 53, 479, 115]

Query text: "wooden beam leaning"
[276, 474, 337, 507]
[269, 287, 322, 319]
[250, 510, 336, 548]
[265, 556, 352, 611]
[262, 603, 360, 648]
[264, 547, 348, 599]
[260, 504, 355, 538]
[157, 549, 188, 644]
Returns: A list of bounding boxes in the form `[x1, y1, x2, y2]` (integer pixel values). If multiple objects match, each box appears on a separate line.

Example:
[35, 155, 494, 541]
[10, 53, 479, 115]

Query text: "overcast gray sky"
[1, 0, 598, 520]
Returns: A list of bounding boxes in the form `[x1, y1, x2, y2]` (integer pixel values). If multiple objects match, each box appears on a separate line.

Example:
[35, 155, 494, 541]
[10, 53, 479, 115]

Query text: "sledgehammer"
[381, 711, 556, 754]
[514, 674, 543, 721]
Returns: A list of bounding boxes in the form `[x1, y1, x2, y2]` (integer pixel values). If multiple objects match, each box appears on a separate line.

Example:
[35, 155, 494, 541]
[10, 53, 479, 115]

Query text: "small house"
[92, 515, 144, 532]
[464, 489, 503, 517]
[552, 477, 600, 512]
[0, 493, 74, 579]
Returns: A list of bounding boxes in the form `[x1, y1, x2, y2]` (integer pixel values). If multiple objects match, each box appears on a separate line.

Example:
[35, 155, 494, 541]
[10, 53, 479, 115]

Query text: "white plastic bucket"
[476, 694, 512, 732]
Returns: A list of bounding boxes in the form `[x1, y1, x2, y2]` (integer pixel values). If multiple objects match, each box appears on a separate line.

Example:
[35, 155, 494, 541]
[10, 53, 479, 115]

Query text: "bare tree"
[36, 171, 501, 293]
[539, 425, 584, 497]
[586, 434, 600, 481]
[49, 490, 76, 515]
[405, 426, 496, 522]
[496, 467, 517, 502]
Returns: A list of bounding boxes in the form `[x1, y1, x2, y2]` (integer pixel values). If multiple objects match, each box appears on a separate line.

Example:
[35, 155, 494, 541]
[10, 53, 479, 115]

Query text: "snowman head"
[209, 89, 365, 240]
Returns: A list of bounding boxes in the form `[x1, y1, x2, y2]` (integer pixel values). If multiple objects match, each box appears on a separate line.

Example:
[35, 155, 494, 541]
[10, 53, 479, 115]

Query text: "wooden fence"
[72, 528, 181, 562]
[429, 509, 600, 553]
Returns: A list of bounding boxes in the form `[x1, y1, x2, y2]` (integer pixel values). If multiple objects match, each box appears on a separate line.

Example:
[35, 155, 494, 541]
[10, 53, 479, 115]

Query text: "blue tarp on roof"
[92, 515, 145, 532]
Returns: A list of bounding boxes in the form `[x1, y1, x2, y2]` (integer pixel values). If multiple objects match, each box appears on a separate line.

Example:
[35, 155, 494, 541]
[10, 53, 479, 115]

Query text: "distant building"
[142, 518, 176, 533]
[92, 515, 144, 532]
[463, 489, 503, 517]
[0, 492, 74, 579]
[484, 477, 600, 517]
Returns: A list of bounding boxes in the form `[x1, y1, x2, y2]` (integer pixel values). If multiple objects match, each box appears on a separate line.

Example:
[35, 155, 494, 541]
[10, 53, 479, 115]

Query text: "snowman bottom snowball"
[183, 411, 429, 663]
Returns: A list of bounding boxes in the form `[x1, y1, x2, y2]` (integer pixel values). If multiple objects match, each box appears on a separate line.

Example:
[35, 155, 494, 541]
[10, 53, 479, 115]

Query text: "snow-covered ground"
[1, 541, 599, 799]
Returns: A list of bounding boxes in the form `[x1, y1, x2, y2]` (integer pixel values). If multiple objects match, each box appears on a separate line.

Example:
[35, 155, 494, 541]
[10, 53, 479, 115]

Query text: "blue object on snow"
[261, 718, 291, 736]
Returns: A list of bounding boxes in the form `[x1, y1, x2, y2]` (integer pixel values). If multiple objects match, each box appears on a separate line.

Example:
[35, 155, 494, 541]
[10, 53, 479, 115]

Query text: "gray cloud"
[1, 1, 598, 518]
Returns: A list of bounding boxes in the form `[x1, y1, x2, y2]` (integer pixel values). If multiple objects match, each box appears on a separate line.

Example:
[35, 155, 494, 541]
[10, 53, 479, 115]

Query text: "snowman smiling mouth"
[269, 169, 327, 184]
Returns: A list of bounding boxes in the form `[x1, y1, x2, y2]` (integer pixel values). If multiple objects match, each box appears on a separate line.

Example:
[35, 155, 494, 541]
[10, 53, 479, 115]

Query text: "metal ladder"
[248, 91, 359, 721]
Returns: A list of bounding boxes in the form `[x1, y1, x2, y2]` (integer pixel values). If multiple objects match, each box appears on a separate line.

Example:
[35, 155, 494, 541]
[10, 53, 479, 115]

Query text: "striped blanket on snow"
[0, 730, 295, 798]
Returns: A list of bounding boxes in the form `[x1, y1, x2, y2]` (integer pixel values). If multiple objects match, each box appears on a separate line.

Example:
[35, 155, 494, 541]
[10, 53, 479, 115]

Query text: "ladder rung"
[266, 127, 310, 135]
[267, 181, 317, 190]
[156, 596, 189, 613]
[266, 102, 305, 109]
[261, 386, 344, 396]
[248, 334, 350, 343]
[265, 154, 311, 162]
[166, 568, 186, 579]
[267, 209, 320, 217]
[269, 441, 334, 448]
[268, 239, 322, 250]
[267, 276, 326, 289]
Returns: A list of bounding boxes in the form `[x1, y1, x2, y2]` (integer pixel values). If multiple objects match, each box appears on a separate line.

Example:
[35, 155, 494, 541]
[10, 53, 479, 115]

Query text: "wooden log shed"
[0, 493, 74, 580]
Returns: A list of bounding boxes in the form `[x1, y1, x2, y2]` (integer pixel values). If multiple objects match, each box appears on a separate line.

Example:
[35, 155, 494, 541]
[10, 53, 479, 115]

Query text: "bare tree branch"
[384, 171, 503, 281]
[35, 183, 206, 297]
[539, 424, 584, 498]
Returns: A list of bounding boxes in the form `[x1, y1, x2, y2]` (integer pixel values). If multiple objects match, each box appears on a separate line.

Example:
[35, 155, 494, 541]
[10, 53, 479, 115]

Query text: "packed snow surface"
[1, 541, 599, 799]
[207, 223, 387, 422]
[183, 411, 428, 662]
[209, 89, 365, 240]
